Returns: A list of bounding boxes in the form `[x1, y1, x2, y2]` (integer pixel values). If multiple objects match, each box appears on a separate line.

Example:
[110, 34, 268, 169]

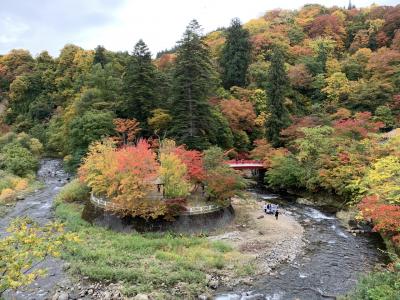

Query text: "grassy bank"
[55, 202, 252, 299]
[342, 270, 400, 300]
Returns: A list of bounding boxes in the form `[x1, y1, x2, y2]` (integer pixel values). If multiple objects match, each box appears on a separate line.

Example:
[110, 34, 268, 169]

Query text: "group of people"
[263, 202, 279, 220]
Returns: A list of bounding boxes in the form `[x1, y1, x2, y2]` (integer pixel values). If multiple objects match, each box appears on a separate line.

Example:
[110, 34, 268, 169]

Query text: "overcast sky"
[0, 0, 398, 57]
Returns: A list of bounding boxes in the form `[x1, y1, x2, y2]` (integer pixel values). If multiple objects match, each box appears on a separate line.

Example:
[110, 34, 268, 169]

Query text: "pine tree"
[93, 45, 108, 67]
[171, 20, 217, 149]
[123, 40, 158, 125]
[220, 18, 251, 89]
[265, 47, 290, 147]
[347, 0, 352, 10]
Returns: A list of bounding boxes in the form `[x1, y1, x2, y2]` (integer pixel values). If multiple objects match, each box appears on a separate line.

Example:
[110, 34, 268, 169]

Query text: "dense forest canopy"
[0, 3, 399, 200]
[1, 3, 400, 297]
[0, 4, 399, 167]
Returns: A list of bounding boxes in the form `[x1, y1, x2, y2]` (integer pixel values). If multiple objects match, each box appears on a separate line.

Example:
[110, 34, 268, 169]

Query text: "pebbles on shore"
[52, 282, 124, 300]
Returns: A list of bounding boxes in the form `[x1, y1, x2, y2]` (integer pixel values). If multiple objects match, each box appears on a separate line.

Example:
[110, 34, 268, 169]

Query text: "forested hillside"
[1, 3, 400, 298]
[0, 4, 399, 189]
[1, 2, 399, 231]
[0, 4, 399, 166]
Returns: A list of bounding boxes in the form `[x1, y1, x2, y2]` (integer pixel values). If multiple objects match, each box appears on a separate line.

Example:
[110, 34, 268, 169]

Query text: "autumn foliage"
[173, 146, 206, 183]
[358, 195, 400, 246]
[113, 118, 141, 145]
[250, 139, 288, 168]
[0, 218, 79, 293]
[79, 138, 245, 218]
[79, 139, 163, 219]
[333, 112, 384, 139]
[219, 99, 257, 132]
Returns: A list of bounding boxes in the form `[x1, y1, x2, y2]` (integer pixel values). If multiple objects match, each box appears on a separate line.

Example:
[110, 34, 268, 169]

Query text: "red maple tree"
[173, 146, 206, 183]
[358, 195, 400, 245]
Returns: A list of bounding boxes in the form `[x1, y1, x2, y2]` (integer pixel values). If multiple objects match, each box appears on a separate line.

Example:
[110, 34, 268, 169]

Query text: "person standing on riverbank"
[275, 210, 279, 220]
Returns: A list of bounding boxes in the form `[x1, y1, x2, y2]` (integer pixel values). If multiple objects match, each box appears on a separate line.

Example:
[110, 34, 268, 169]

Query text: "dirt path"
[1, 159, 71, 300]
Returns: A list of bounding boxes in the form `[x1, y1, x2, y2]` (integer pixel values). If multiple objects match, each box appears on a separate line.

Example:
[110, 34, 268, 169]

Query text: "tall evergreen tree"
[265, 47, 290, 147]
[171, 20, 217, 149]
[220, 18, 251, 89]
[122, 39, 158, 126]
[93, 45, 108, 67]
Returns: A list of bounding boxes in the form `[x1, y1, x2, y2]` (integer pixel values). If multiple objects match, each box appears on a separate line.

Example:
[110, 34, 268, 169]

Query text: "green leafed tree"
[0, 143, 38, 177]
[123, 40, 159, 125]
[265, 47, 290, 147]
[171, 20, 217, 149]
[220, 18, 251, 89]
[93, 45, 108, 67]
[66, 110, 115, 170]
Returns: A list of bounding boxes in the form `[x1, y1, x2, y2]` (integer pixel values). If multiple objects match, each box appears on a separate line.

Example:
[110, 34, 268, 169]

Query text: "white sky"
[0, 0, 398, 57]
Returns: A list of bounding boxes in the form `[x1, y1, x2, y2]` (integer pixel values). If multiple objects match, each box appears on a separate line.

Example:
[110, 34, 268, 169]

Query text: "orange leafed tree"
[280, 116, 323, 147]
[113, 118, 141, 145]
[173, 146, 206, 184]
[219, 99, 257, 132]
[308, 14, 345, 48]
[111, 139, 161, 218]
[116, 139, 158, 180]
[79, 139, 164, 219]
[288, 64, 314, 89]
[250, 139, 288, 168]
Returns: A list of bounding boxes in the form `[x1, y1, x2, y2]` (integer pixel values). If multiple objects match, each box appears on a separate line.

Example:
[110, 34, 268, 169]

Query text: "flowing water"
[215, 190, 387, 300]
[1, 159, 71, 300]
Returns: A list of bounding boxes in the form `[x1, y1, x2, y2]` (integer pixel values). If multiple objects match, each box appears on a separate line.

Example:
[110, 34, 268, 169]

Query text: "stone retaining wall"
[82, 200, 235, 234]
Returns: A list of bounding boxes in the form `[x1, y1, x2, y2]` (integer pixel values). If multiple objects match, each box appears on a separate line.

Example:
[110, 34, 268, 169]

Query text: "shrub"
[0, 188, 17, 203]
[344, 271, 400, 300]
[55, 179, 90, 203]
[0, 172, 14, 191]
[266, 155, 305, 189]
[0, 132, 43, 157]
[28, 138, 44, 157]
[13, 178, 28, 191]
[1, 143, 38, 176]
[0, 132, 17, 151]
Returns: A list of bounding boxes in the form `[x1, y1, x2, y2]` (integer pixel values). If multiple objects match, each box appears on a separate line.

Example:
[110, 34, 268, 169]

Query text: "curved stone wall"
[82, 200, 235, 234]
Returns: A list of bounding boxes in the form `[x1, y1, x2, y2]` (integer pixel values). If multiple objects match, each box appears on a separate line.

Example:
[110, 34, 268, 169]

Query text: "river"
[215, 190, 387, 300]
[1, 159, 71, 300]
[0, 160, 387, 300]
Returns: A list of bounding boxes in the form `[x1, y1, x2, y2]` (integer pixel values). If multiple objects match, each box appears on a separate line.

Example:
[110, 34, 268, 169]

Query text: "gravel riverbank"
[209, 194, 305, 289]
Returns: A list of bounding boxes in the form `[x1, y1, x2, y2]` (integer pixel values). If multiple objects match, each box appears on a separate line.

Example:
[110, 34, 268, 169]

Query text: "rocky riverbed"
[209, 195, 305, 281]
[1, 160, 71, 300]
[214, 190, 387, 300]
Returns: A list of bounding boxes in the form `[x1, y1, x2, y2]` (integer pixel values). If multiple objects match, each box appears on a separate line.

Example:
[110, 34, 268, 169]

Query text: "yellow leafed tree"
[0, 218, 79, 295]
[159, 153, 190, 199]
